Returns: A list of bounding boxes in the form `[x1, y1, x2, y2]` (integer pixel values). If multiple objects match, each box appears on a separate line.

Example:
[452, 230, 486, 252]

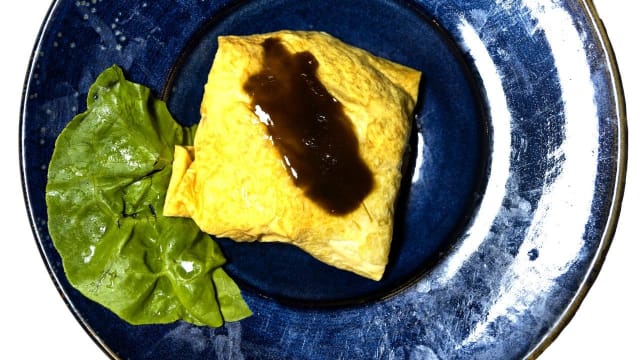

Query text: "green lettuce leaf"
[46, 65, 251, 327]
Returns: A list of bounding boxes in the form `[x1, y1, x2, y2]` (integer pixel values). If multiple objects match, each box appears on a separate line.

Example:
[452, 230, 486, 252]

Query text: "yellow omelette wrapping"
[164, 30, 421, 280]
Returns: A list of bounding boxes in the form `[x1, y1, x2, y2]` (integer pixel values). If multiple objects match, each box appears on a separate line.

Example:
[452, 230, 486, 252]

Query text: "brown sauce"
[243, 37, 373, 215]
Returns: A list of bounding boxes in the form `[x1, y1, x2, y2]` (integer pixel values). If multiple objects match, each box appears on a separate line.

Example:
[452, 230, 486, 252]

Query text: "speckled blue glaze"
[21, 0, 625, 359]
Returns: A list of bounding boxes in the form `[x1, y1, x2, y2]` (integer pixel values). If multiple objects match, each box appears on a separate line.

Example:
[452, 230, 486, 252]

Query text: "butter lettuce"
[46, 65, 251, 327]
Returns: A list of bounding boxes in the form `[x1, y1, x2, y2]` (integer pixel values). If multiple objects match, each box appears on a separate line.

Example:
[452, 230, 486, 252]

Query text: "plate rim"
[19, 1, 121, 358]
[522, 0, 628, 358]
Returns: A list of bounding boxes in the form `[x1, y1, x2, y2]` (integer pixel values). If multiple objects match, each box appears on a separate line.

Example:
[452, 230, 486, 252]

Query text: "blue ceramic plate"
[21, 0, 626, 359]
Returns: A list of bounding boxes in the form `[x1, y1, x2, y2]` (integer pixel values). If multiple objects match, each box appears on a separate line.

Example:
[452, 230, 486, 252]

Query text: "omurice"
[164, 30, 421, 281]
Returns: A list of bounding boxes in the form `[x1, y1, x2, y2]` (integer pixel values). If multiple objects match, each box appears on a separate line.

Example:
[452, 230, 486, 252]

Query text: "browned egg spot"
[243, 37, 374, 215]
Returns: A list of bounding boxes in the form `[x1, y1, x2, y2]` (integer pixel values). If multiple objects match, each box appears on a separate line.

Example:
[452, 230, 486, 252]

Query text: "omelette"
[164, 30, 421, 281]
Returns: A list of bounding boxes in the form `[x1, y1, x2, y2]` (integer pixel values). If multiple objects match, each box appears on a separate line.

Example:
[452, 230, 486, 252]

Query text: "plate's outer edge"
[524, 0, 627, 358]
[19, 0, 627, 359]
[18, 0, 117, 359]
[19, 0, 119, 359]
[430, 1, 626, 358]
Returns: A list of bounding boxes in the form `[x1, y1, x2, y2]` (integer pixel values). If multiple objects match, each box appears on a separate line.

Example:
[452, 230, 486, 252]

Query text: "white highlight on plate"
[411, 132, 424, 183]
[461, 0, 600, 346]
[435, 17, 513, 284]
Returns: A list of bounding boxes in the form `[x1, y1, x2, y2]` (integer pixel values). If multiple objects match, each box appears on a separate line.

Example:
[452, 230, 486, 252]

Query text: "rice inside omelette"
[164, 30, 421, 281]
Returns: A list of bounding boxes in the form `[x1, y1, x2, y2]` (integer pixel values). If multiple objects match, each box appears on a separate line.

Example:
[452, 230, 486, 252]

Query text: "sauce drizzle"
[244, 37, 373, 215]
